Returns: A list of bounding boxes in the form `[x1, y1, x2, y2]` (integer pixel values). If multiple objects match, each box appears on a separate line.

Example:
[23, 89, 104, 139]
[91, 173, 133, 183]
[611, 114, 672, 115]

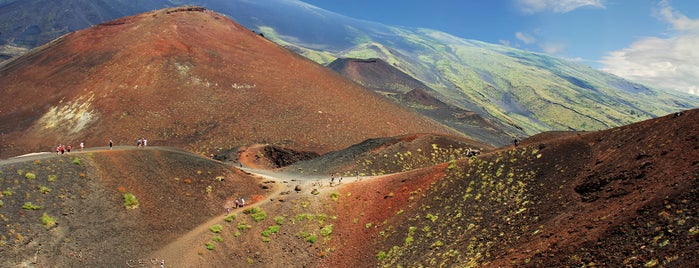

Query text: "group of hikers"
[136, 137, 148, 148]
[225, 197, 246, 215]
[55, 142, 84, 155]
[106, 137, 148, 150]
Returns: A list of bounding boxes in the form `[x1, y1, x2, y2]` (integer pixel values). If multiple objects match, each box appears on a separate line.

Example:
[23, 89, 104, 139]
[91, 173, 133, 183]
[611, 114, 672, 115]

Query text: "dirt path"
[146, 164, 378, 266]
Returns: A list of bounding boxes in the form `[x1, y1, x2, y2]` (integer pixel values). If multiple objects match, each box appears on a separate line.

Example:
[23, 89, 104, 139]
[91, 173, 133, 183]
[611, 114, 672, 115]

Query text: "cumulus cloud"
[517, 0, 605, 14]
[601, 0, 699, 95]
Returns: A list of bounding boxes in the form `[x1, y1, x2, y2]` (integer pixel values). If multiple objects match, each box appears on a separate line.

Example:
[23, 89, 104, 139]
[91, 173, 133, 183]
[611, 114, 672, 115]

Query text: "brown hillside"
[328, 109, 698, 267]
[0, 7, 456, 159]
[0, 147, 269, 267]
[1, 109, 696, 267]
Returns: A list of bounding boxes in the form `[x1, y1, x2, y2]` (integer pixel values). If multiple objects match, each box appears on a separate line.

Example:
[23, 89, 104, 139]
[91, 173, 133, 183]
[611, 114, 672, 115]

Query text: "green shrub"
[209, 224, 223, 233]
[72, 157, 81, 165]
[237, 222, 251, 231]
[39, 186, 51, 194]
[306, 234, 317, 243]
[268, 225, 280, 234]
[377, 251, 387, 260]
[212, 236, 223, 242]
[205, 243, 215, 250]
[320, 224, 333, 237]
[274, 216, 285, 225]
[47, 175, 57, 182]
[41, 213, 56, 228]
[261, 230, 272, 237]
[243, 207, 261, 214]
[224, 214, 237, 222]
[0, 200, 3, 207]
[2, 189, 12, 196]
[123, 193, 139, 209]
[25, 172, 36, 180]
[330, 192, 340, 202]
[22, 202, 41, 210]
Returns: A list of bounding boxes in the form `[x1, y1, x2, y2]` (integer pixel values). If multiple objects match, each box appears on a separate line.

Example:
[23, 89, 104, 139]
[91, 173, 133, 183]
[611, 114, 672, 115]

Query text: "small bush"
[237, 222, 251, 231]
[72, 157, 81, 165]
[245, 207, 266, 222]
[25, 173, 36, 180]
[212, 236, 223, 242]
[205, 242, 215, 250]
[274, 216, 285, 225]
[268, 225, 280, 234]
[205, 185, 212, 193]
[330, 192, 340, 202]
[261, 230, 272, 237]
[123, 193, 139, 209]
[243, 207, 261, 214]
[377, 251, 387, 260]
[224, 214, 237, 222]
[41, 213, 56, 228]
[0, 200, 4, 207]
[39, 186, 51, 194]
[320, 224, 333, 237]
[209, 224, 223, 233]
[306, 234, 317, 243]
[22, 202, 41, 210]
[47, 175, 57, 182]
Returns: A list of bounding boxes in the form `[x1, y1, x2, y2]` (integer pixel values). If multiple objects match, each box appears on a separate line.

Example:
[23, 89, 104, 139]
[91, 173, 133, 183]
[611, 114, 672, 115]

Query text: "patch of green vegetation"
[377, 251, 387, 260]
[205, 242, 215, 250]
[306, 234, 317, 243]
[72, 157, 81, 165]
[123, 193, 139, 209]
[47, 175, 57, 182]
[38, 185, 51, 194]
[2, 189, 12, 196]
[40, 213, 56, 228]
[25, 172, 36, 180]
[212, 236, 223, 242]
[237, 222, 251, 231]
[224, 214, 237, 222]
[320, 224, 333, 237]
[22, 202, 41, 210]
[274, 216, 285, 225]
[209, 224, 223, 233]
[242, 207, 266, 222]
[330, 192, 340, 202]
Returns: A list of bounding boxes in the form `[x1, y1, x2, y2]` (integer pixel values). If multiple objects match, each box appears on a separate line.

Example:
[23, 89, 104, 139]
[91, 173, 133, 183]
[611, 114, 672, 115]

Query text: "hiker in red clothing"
[66, 144, 72, 154]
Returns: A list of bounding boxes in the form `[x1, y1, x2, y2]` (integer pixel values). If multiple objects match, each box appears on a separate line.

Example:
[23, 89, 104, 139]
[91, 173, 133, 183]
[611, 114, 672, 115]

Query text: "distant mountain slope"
[328, 58, 512, 145]
[0, 7, 456, 158]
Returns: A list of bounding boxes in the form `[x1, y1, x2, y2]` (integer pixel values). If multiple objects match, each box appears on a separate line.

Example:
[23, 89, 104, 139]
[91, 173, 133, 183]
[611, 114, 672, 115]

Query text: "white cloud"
[515, 32, 537, 44]
[517, 0, 605, 14]
[601, 1, 699, 95]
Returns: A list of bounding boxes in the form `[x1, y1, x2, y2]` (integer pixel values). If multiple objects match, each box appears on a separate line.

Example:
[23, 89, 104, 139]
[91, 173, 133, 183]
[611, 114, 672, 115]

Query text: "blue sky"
[300, 0, 699, 96]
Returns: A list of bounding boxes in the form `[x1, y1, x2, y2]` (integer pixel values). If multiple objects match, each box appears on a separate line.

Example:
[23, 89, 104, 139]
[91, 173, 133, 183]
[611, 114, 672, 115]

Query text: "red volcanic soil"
[0, 109, 696, 267]
[0, 7, 457, 159]
[322, 109, 699, 267]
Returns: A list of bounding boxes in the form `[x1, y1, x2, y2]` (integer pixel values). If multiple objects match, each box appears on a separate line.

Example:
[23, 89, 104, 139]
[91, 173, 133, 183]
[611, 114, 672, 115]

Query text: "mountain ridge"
[0, 7, 457, 158]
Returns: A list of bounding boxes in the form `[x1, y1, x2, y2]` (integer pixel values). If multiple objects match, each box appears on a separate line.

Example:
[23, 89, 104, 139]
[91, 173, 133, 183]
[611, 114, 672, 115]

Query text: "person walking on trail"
[143, 138, 147, 147]
[66, 144, 72, 154]
[234, 199, 240, 208]
[109, 140, 113, 150]
[241, 198, 246, 207]
[80, 142, 84, 151]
